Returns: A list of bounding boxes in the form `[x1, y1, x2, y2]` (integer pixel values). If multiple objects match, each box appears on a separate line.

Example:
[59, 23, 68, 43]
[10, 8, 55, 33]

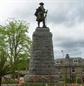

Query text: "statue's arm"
[34, 9, 38, 16]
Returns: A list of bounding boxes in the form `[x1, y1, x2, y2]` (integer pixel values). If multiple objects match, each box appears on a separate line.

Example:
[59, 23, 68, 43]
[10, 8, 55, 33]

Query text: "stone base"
[23, 82, 64, 86]
[24, 75, 59, 83]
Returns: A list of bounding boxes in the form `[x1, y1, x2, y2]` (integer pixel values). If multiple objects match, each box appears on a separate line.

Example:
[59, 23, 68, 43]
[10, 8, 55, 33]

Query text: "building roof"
[55, 54, 84, 67]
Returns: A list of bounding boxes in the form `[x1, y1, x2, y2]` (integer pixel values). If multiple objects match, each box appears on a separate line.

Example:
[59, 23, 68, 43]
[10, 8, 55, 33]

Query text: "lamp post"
[61, 50, 64, 58]
[61, 50, 67, 86]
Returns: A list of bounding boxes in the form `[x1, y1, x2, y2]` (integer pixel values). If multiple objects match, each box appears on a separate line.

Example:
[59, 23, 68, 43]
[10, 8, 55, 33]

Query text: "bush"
[2, 78, 18, 84]
[65, 77, 82, 84]
[66, 78, 70, 83]
[76, 78, 81, 84]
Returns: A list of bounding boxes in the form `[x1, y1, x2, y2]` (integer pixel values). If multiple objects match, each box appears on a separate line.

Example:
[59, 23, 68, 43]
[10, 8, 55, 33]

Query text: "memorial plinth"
[24, 27, 58, 83]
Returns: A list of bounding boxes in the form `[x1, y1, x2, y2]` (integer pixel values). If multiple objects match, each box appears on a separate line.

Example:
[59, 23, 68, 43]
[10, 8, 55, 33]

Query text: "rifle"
[44, 10, 48, 19]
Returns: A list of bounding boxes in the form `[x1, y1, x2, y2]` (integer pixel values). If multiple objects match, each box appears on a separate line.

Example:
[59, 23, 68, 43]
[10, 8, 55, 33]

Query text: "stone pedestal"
[24, 27, 58, 83]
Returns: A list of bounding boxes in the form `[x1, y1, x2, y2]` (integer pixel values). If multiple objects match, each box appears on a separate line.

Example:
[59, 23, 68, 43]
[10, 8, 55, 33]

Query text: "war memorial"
[24, 2, 62, 85]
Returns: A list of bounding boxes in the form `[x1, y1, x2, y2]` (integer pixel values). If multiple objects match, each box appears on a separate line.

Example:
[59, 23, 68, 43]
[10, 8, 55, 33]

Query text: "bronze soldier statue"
[34, 2, 48, 27]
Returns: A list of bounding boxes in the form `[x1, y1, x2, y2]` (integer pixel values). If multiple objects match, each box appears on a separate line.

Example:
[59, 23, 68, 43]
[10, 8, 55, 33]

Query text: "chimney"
[65, 54, 70, 58]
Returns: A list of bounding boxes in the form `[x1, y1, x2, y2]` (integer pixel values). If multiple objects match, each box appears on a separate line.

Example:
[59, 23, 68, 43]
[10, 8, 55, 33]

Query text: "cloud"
[51, 21, 83, 59]
[48, 1, 83, 27]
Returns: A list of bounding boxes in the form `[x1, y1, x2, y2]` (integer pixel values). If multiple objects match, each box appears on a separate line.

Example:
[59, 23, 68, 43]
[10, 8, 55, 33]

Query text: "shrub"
[75, 78, 81, 84]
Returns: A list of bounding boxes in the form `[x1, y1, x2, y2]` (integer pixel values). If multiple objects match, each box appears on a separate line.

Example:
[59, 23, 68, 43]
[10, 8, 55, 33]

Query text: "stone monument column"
[29, 27, 55, 75]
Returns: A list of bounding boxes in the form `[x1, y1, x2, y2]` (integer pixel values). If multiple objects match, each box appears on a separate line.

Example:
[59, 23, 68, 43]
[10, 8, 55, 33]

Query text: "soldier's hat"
[39, 2, 44, 5]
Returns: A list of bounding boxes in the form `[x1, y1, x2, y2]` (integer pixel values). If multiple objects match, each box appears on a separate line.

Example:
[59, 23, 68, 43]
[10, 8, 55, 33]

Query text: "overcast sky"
[0, 0, 84, 59]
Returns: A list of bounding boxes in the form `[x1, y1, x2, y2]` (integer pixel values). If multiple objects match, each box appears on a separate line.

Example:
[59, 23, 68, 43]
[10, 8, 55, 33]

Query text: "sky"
[0, 0, 84, 59]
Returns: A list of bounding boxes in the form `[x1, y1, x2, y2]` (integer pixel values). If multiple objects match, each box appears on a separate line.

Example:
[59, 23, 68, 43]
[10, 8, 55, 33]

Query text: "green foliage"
[66, 78, 82, 84]
[66, 78, 70, 83]
[75, 78, 81, 83]
[2, 78, 18, 83]
[0, 18, 31, 79]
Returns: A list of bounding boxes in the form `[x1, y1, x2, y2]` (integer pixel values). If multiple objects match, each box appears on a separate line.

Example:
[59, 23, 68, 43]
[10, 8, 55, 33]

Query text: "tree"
[0, 18, 31, 86]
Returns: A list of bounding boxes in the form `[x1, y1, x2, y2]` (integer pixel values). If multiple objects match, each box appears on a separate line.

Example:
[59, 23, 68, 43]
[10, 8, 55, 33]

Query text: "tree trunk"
[0, 77, 2, 86]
